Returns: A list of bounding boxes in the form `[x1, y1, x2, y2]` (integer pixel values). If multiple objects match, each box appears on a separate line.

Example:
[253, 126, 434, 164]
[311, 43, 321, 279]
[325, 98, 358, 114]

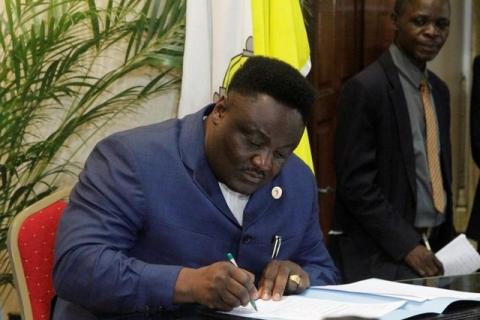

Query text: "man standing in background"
[331, 0, 455, 282]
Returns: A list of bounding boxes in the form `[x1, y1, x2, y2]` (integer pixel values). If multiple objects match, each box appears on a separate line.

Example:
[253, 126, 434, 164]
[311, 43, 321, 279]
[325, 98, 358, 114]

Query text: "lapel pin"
[271, 186, 282, 199]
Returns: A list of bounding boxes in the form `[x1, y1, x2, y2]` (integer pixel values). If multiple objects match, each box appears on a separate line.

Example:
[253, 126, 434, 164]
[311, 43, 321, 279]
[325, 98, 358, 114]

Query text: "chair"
[7, 187, 71, 320]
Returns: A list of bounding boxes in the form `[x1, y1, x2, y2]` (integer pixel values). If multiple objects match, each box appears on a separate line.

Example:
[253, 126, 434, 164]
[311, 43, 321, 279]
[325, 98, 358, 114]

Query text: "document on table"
[435, 233, 480, 276]
[220, 295, 406, 320]
[315, 278, 480, 302]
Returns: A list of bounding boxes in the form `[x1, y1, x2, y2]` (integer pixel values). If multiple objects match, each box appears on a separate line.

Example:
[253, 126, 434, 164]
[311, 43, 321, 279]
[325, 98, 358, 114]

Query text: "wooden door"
[307, 0, 395, 240]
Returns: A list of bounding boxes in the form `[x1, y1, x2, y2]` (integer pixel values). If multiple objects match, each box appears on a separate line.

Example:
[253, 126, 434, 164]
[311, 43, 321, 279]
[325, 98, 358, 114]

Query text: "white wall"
[429, 0, 473, 231]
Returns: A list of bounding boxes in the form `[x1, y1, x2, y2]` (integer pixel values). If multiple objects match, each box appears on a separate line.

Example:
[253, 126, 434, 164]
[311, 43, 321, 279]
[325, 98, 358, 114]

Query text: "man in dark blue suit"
[52, 56, 339, 319]
[331, 0, 455, 282]
[466, 55, 480, 248]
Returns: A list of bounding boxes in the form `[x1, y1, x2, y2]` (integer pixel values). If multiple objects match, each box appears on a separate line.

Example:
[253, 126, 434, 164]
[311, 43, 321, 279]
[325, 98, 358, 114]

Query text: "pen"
[422, 233, 432, 251]
[226, 253, 258, 311]
[271, 235, 282, 259]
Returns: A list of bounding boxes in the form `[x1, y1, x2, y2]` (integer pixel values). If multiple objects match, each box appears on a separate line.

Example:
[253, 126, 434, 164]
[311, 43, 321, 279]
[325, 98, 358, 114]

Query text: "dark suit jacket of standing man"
[331, 50, 456, 282]
[466, 55, 480, 243]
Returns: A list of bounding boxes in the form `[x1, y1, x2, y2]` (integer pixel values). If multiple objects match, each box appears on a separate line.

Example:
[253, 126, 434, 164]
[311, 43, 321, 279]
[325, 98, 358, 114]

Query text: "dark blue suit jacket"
[53, 105, 339, 319]
[331, 51, 455, 282]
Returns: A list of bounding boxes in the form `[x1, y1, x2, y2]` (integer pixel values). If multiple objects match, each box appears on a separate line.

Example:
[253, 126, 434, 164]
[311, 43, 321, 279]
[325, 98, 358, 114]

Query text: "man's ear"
[211, 96, 227, 124]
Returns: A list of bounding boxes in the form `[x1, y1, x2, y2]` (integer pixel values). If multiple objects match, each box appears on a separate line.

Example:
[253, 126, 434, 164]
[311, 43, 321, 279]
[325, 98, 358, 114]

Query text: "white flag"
[178, 0, 252, 117]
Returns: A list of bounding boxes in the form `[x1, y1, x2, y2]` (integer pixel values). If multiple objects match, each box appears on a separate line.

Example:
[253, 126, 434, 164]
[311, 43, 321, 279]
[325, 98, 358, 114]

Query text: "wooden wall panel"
[308, 0, 394, 240]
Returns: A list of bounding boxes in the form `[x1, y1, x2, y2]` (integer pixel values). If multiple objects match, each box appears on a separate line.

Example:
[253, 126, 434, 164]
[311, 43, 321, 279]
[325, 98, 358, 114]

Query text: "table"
[401, 272, 480, 293]
[97, 273, 480, 320]
[398, 272, 480, 319]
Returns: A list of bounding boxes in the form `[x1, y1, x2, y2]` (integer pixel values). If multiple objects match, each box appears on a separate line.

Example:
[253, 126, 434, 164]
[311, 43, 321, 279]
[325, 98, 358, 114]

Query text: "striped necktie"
[420, 80, 446, 213]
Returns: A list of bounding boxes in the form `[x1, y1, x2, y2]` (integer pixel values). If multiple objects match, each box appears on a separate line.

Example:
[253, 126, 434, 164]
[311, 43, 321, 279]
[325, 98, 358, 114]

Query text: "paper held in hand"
[435, 233, 480, 276]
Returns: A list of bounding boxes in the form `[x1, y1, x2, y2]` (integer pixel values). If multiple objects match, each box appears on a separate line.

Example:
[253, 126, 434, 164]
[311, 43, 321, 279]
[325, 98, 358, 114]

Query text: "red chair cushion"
[17, 200, 67, 320]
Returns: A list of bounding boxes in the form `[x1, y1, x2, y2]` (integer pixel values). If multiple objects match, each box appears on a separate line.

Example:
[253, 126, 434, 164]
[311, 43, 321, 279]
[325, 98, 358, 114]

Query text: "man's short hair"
[227, 56, 316, 124]
[393, 0, 409, 15]
[393, 0, 450, 15]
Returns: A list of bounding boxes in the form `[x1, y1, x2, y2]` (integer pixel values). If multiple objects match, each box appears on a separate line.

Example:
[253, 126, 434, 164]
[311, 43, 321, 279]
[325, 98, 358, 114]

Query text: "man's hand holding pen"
[404, 244, 444, 277]
[174, 262, 258, 311]
[173, 233, 311, 311]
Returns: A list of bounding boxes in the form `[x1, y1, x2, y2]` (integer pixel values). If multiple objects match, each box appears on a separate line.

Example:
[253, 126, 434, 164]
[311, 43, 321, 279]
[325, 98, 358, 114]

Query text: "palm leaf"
[0, 0, 186, 286]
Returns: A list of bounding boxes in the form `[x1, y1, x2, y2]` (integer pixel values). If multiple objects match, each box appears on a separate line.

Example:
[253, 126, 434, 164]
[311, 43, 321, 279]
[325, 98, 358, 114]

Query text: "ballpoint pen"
[226, 253, 258, 311]
[422, 233, 432, 251]
[271, 235, 282, 259]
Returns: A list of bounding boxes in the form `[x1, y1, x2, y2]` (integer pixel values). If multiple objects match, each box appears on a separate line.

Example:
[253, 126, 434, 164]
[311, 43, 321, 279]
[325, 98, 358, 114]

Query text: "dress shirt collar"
[389, 43, 429, 89]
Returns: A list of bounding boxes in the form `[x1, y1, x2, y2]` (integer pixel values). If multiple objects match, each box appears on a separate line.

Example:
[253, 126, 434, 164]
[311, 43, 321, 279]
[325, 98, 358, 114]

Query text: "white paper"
[315, 278, 480, 302]
[220, 296, 406, 320]
[435, 234, 480, 276]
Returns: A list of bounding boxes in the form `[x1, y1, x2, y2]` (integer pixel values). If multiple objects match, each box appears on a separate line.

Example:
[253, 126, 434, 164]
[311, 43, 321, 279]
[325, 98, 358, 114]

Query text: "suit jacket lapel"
[179, 105, 238, 225]
[242, 179, 275, 228]
[379, 52, 417, 199]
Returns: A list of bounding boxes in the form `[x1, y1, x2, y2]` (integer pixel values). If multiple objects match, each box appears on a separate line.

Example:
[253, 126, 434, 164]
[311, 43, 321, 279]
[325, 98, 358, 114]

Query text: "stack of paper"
[221, 295, 405, 320]
[220, 278, 480, 320]
[317, 278, 480, 302]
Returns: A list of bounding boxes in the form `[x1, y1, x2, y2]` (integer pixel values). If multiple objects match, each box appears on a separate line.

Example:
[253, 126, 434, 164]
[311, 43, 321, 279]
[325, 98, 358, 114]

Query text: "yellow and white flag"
[179, 0, 314, 172]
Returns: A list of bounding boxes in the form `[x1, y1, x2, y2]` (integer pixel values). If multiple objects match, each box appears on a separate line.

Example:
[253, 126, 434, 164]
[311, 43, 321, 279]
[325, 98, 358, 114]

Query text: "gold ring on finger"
[288, 274, 301, 286]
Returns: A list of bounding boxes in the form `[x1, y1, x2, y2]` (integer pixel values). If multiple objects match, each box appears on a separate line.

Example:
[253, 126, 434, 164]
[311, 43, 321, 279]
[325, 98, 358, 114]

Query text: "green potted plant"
[0, 0, 186, 291]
